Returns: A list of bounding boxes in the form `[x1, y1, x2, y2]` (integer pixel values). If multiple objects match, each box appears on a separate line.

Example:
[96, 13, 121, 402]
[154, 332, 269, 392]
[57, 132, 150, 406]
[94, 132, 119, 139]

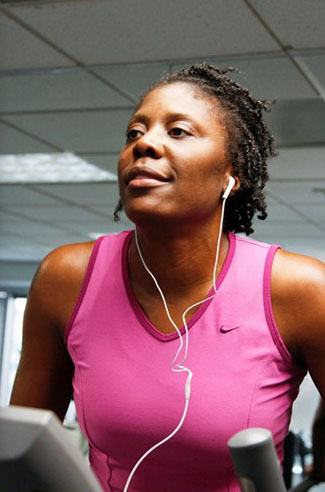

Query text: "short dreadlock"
[114, 63, 275, 235]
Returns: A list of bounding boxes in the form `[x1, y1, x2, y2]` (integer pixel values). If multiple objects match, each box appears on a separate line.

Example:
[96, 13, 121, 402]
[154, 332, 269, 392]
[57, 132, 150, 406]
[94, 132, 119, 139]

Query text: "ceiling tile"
[266, 99, 325, 146]
[270, 146, 325, 180]
[172, 56, 316, 100]
[250, 234, 325, 260]
[0, 208, 21, 222]
[50, 219, 112, 236]
[0, 121, 55, 153]
[1, 205, 109, 222]
[1, 220, 76, 239]
[78, 153, 119, 175]
[0, 10, 73, 70]
[0, 245, 47, 261]
[6, 0, 279, 64]
[0, 185, 64, 206]
[0, 219, 131, 261]
[267, 180, 325, 205]
[264, 202, 303, 222]
[42, 233, 92, 247]
[0, 234, 35, 247]
[300, 54, 325, 89]
[93, 64, 172, 101]
[0, 235, 47, 261]
[252, 220, 324, 238]
[0, 69, 132, 113]
[1, 221, 91, 252]
[4, 109, 132, 152]
[32, 182, 119, 206]
[251, 0, 325, 49]
[51, 219, 133, 237]
[294, 204, 325, 223]
[229, 57, 316, 100]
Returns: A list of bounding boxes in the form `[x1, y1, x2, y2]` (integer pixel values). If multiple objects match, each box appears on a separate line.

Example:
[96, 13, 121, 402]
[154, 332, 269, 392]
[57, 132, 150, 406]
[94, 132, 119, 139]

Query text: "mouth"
[126, 166, 171, 189]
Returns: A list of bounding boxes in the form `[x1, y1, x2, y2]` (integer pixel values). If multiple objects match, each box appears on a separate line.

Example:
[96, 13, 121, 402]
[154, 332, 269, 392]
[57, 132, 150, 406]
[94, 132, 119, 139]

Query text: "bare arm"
[10, 242, 93, 421]
[272, 249, 325, 479]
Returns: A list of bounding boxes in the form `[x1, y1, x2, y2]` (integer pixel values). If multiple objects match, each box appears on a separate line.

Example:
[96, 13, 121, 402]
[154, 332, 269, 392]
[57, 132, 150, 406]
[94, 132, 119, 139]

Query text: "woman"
[10, 64, 325, 492]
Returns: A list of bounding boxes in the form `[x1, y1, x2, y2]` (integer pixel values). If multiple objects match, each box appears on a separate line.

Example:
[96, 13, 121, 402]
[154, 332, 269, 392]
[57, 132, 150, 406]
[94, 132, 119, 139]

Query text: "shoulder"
[271, 248, 325, 366]
[38, 241, 95, 284]
[29, 241, 95, 332]
[272, 248, 325, 303]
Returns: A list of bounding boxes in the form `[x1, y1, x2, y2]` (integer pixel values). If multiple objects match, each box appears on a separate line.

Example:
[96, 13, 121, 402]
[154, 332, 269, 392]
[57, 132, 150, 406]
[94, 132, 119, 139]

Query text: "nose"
[132, 128, 164, 160]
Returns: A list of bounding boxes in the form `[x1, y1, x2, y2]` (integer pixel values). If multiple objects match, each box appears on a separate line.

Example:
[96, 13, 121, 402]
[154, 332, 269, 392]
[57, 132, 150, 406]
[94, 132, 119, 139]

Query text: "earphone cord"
[123, 197, 227, 492]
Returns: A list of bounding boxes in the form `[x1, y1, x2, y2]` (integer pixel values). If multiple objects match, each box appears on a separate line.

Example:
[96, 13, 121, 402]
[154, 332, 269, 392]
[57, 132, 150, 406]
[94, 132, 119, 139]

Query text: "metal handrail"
[228, 428, 322, 492]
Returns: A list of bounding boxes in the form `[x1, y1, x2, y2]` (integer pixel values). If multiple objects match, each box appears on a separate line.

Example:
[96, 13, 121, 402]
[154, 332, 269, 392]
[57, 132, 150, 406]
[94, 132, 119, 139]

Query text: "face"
[118, 82, 232, 225]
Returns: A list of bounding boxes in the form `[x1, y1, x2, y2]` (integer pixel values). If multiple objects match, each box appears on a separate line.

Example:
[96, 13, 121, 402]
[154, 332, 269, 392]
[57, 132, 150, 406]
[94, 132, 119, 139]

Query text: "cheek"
[179, 155, 222, 185]
[176, 156, 225, 206]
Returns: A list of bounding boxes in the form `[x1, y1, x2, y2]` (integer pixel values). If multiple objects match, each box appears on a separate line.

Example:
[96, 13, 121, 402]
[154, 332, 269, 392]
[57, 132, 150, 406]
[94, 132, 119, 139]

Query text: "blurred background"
[0, 0, 324, 487]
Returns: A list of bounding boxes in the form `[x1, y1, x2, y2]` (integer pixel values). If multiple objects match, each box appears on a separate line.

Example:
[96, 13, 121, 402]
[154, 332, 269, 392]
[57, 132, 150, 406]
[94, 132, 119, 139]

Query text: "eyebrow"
[128, 111, 198, 127]
[128, 113, 149, 127]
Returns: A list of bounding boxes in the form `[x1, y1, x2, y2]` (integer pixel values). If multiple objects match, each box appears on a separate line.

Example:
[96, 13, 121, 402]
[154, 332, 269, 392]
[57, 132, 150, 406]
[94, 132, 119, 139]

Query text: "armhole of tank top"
[263, 244, 294, 363]
[64, 236, 105, 346]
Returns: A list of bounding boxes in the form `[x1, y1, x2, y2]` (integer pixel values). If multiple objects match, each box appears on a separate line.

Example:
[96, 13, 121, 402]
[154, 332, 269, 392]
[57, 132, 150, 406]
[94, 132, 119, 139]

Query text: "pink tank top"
[65, 230, 306, 492]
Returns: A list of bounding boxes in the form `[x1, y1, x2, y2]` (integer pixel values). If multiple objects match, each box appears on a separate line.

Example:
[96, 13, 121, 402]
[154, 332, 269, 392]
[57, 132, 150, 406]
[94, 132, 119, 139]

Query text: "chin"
[124, 205, 169, 226]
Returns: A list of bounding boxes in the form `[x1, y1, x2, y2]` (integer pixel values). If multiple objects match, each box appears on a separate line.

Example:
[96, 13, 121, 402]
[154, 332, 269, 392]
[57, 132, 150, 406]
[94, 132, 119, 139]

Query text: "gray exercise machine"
[1, 407, 322, 491]
[228, 428, 320, 492]
[0, 405, 102, 492]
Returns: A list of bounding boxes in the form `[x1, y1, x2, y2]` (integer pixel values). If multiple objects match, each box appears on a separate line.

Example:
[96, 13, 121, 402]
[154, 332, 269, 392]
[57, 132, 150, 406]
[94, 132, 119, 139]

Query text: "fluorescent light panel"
[0, 153, 117, 184]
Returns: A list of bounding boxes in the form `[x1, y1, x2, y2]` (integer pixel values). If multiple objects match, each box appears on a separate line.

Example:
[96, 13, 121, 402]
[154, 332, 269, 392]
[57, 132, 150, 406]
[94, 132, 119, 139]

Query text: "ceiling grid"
[0, 0, 324, 265]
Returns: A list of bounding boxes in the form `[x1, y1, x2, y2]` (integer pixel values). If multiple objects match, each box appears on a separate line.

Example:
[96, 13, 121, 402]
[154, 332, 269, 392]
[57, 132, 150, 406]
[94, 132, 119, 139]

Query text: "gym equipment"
[1, 409, 322, 491]
[228, 428, 320, 492]
[0, 405, 102, 492]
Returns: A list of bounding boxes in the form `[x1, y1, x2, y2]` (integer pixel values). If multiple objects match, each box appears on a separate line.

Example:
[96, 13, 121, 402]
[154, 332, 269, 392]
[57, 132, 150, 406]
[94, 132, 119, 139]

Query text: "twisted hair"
[114, 63, 275, 234]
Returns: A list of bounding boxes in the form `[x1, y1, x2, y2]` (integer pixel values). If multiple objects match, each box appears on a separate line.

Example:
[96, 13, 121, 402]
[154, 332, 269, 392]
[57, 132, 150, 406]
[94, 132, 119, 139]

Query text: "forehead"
[135, 82, 222, 121]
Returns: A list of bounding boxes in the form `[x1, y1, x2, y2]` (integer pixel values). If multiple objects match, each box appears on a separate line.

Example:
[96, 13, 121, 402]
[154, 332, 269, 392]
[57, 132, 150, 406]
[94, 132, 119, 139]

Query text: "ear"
[223, 173, 240, 197]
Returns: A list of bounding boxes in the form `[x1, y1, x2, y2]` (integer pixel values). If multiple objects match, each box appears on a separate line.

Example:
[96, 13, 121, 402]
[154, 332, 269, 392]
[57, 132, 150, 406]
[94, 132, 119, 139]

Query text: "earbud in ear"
[222, 176, 236, 199]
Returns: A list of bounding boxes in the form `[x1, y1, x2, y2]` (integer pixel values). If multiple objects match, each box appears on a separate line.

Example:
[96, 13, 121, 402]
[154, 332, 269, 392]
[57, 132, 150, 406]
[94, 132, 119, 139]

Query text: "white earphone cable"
[122, 391, 191, 492]
[213, 196, 227, 295]
[123, 190, 230, 492]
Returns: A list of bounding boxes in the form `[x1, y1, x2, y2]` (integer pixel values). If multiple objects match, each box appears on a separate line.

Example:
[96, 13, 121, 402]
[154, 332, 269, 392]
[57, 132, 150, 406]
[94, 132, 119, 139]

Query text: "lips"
[126, 165, 171, 188]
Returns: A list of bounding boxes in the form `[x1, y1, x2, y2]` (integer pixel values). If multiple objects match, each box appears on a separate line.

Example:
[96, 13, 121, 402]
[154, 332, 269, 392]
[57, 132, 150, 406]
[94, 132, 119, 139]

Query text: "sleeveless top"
[65, 230, 306, 492]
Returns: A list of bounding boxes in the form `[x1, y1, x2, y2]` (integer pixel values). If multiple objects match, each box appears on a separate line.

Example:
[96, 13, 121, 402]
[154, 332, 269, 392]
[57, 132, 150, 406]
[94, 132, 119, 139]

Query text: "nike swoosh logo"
[220, 324, 242, 333]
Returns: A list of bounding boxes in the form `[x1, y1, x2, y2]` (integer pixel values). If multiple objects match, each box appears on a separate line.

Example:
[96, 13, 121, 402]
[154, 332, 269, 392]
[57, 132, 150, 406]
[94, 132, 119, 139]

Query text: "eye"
[126, 128, 144, 143]
[168, 127, 191, 138]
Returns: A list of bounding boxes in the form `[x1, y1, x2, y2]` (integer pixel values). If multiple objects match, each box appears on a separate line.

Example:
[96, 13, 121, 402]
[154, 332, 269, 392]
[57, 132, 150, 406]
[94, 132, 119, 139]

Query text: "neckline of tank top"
[121, 230, 237, 342]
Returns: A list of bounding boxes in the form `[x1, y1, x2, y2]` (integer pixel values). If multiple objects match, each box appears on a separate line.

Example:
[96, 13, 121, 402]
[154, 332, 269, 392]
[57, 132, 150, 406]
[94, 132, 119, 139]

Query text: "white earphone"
[123, 174, 236, 492]
[222, 175, 236, 200]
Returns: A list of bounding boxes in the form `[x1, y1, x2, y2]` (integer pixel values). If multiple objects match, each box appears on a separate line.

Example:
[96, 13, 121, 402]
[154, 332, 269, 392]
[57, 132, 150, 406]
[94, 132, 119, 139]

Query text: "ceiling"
[0, 0, 324, 281]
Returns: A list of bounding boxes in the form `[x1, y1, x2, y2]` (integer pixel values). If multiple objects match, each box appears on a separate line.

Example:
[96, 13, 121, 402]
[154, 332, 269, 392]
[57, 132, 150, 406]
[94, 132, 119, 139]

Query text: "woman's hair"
[114, 62, 275, 235]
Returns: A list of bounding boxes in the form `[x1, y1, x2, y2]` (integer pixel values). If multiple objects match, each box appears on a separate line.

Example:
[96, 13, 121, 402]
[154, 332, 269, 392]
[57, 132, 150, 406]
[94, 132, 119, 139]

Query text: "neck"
[128, 216, 229, 299]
